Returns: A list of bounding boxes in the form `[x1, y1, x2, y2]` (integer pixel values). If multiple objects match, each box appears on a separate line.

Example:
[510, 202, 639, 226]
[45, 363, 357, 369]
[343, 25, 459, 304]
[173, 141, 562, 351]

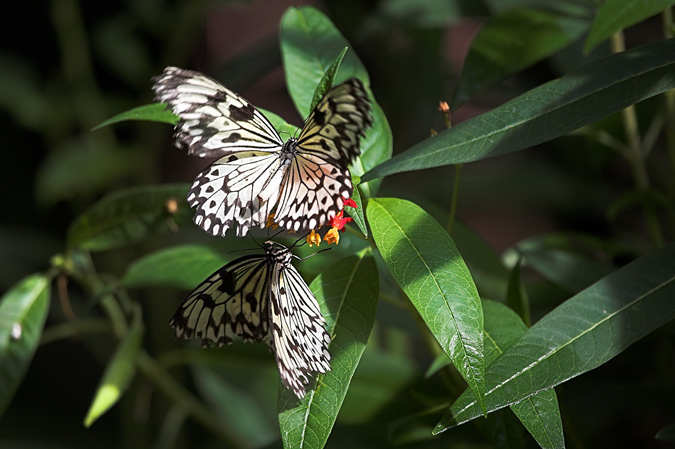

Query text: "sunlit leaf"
[368, 198, 485, 412]
[278, 250, 379, 449]
[84, 306, 144, 427]
[0, 274, 51, 419]
[362, 38, 675, 181]
[436, 243, 675, 429]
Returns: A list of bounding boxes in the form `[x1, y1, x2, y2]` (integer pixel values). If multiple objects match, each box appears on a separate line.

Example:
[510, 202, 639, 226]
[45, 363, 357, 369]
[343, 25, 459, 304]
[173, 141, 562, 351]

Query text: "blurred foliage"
[1, 1, 675, 449]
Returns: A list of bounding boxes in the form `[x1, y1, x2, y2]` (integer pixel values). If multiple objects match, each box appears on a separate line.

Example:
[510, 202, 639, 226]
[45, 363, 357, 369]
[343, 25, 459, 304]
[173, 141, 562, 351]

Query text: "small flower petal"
[343, 197, 357, 208]
[307, 230, 321, 247]
[324, 228, 340, 245]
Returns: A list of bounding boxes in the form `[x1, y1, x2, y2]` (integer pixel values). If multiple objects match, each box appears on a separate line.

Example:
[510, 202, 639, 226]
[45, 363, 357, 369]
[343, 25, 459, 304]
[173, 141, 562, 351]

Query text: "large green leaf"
[436, 243, 675, 429]
[367, 198, 485, 412]
[67, 184, 193, 252]
[278, 249, 379, 449]
[84, 305, 144, 427]
[279, 6, 392, 197]
[0, 274, 51, 419]
[362, 38, 675, 181]
[280, 6, 369, 118]
[452, 7, 590, 107]
[481, 300, 563, 449]
[122, 244, 228, 290]
[585, 0, 675, 53]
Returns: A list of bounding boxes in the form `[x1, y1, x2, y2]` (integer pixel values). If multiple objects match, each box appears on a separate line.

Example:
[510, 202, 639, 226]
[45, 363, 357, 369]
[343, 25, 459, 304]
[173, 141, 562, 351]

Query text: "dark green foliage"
[2, 2, 675, 449]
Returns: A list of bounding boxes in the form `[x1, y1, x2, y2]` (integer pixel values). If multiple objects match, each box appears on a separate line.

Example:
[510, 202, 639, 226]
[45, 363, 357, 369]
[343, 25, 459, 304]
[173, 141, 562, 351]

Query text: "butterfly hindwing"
[187, 151, 284, 236]
[170, 254, 271, 347]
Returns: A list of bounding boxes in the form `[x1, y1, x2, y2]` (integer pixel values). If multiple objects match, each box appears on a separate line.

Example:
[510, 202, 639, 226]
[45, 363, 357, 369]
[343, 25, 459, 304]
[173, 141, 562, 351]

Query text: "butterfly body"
[170, 240, 331, 398]
[153, 67, 373, 236]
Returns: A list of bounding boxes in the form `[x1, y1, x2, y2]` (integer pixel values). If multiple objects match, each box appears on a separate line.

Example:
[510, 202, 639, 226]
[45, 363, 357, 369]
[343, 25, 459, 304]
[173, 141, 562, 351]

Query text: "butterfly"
[169, 240, 331, 398]
[152, 66, 373, 237]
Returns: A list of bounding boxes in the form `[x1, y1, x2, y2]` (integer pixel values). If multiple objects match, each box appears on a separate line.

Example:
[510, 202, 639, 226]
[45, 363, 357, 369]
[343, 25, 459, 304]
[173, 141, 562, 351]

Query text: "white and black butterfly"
[169, 240, 331, 398]
[152, 67, 373, 237]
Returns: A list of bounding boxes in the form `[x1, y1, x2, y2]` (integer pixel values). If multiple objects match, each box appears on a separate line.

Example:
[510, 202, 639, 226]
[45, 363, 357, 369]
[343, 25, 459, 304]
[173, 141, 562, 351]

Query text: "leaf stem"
[609, 32, 664, 248]
[136, 350, 251, 449]
[446, 164, 463, 234]
[663, 8, 675, 169]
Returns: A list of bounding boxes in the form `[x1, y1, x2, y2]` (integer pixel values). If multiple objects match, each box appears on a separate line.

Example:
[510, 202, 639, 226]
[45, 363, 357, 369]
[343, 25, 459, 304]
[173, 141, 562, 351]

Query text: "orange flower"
[307, 230, 321, 247]
[323, 228, 340, 245]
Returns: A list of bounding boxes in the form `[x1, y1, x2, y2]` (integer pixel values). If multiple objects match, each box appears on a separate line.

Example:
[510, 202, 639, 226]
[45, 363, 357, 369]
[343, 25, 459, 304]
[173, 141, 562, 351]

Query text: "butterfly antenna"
[297, 246, 332, 261]
[289, 233, 309, 250]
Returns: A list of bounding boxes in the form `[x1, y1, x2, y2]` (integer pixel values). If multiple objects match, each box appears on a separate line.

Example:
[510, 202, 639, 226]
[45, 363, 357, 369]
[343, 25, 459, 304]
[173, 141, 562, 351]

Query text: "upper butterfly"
[152, 67, 373, 237]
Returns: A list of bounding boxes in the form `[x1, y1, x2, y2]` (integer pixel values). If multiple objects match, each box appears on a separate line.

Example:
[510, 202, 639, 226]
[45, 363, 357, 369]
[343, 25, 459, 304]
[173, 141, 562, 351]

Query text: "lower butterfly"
[152, 67, 373, 237]
[170, 240, 331, 398]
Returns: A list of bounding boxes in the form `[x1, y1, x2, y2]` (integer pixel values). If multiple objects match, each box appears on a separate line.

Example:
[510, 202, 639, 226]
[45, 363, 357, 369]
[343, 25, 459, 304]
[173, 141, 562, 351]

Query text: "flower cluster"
[307, 198, 357, 247]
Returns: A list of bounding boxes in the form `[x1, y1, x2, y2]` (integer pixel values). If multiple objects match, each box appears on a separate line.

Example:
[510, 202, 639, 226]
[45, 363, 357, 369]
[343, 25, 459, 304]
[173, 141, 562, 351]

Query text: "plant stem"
[137, 350, 251, 449]
[446, 164, 463, 234]
[609, 32, 664, 247]
[663, 9, 675, 169]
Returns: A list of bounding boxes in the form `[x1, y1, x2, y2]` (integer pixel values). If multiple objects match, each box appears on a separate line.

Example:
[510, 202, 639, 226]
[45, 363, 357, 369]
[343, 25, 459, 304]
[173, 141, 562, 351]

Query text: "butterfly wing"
[268, 249, 331, 398]
[187, 152, 284, 236]
[273, 78, 373, 232]
[152, 66, 284, 158]
[170, 254, 272, 347]
[297, 78, 373, 166]
[153, 66, 286, 236]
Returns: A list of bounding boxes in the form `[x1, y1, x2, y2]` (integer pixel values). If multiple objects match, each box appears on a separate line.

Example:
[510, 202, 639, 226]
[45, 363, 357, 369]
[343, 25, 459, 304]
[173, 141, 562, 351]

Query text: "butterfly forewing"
[297, 78, 374, 166]
[170, 254, 271, 347]
[152, 66, 283, 158]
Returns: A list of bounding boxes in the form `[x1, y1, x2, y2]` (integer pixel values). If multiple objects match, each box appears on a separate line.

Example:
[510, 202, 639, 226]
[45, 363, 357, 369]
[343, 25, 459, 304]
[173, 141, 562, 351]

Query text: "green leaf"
[122, 245, 229, 290]
[93, 103, 178, 130]
[67, 184, 193, 252]
[278, 249, 379, 449]
[280, 6, 369, 118]
[309, 47, 349, 112]
[585, 0, 675, 53]
[361, 38, 675, 181]
[481, 300, 563, 449]
[260, 108, 300, 137]
[452, 8, 590, 107]
[84, 305, 144, 427]
[279, 6, 392, 197]
[436, 243, 675, 430]
[520, 247, 615, 293]
[367, 198, 485, 412]
[344, 176, 367, 238]
[0, 274, 51, 419]
[376, 0, 466, 27]
[656, 423, 675, 442]
[36, 139, 147, 206]
[351, 103, 393, 198]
